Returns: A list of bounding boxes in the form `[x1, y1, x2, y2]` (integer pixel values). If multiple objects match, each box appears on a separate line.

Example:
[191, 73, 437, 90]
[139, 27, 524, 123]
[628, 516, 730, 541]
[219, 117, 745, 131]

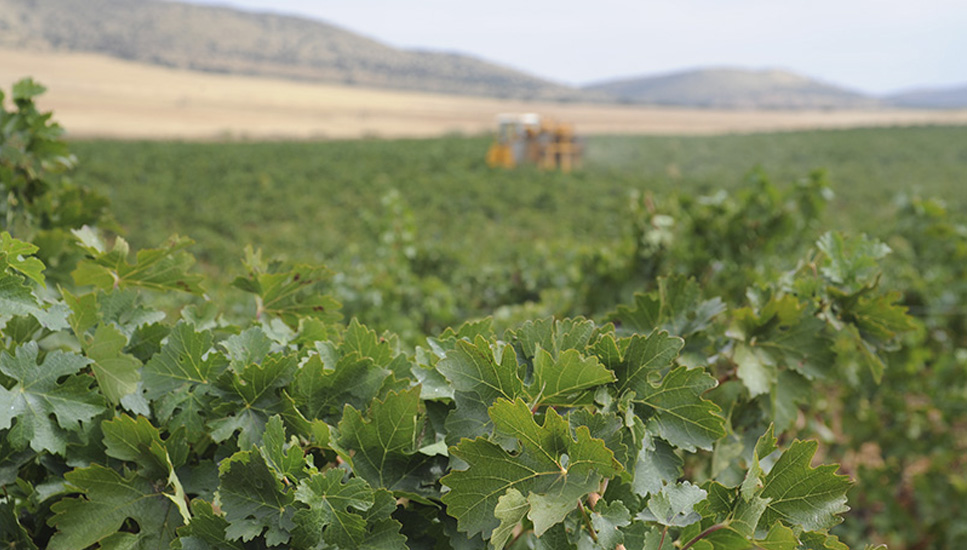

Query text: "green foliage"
[3, 80, 966, 550]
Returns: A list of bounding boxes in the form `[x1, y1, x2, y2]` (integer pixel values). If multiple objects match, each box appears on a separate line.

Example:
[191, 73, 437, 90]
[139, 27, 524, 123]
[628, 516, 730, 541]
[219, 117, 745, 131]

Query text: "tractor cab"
[486, 113, 581, 172]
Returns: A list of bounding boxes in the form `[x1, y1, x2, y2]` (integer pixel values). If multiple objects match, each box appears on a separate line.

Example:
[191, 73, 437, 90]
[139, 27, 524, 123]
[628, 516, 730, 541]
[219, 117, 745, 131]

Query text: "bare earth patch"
[3, 48, 967, 140]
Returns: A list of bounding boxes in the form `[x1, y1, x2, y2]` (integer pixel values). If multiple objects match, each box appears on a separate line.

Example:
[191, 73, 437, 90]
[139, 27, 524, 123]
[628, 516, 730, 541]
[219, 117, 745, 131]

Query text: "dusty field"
[3, 48, 967, 140]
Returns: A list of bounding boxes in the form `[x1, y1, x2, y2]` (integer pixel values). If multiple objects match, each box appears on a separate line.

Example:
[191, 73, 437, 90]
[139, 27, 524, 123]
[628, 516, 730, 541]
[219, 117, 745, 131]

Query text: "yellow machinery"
[485, 113, 582, 173]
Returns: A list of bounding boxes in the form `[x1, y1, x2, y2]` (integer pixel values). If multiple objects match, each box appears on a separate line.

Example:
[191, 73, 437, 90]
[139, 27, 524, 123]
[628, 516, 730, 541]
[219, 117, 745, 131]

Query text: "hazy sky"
[185, 0, 966, 94]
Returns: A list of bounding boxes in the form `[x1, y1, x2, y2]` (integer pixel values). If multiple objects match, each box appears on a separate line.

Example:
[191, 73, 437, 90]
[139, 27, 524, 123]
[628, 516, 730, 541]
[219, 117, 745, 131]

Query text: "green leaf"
[218, 450, 295, 546]
[143, 322, 221, 397]
[209, 352, 299, 450]
[142, 322, 225, 441]
[799, 530, 850, 550]
[221, 326, 273, 373]
[12, 77, 46, 101]
[174, 499, 246, 550]
[632, 432, 683, 497]
[757, 523, 799, 550]
[232, 259, 341, 328]
[730, 294, 834, 381]
[0, 270, 66, 330]
[84, 323, 141, 404]
[610, 276, 726, 337]
[442, 398, 620, 540]
[591, 500, 632, 549]
[290, 351, 390, 424]
[830, 287, 915, 383]
[510, 317, 595, 359]
[531, 347, 615, 406]
[47, 465, 184, 550]
[733, 343, 774, 398]
[757, 440, 851, 532]
[343, 318, 395, 365]
[0, 500, 38, 550]
[101, 414, 173, 479]
[635, 366, 725, 452]
[337, 387, 437, 495]
[293, 469, 374, 548]
[817, 231, 891, 290]
[0, 343, 104, 455]
[356, 489, 407, 549]
[72, 230, 204, 294]
[261, 415, 304, 481]
[440, 336, 525, 444]
[438, 336, 523, 403]
[741, 425, 777, 501]
[637, 481, 706, 527]
[1, 231, 46, 286]
[491, 489, 529, 550]
[606, 331, 684, 398]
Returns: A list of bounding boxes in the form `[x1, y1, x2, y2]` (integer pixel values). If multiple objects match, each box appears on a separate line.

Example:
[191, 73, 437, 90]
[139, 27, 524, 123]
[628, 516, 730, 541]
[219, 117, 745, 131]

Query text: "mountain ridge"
[1, 0, 965, 109]
[582, 67, 882, 109]
[0, 0, 586, 100]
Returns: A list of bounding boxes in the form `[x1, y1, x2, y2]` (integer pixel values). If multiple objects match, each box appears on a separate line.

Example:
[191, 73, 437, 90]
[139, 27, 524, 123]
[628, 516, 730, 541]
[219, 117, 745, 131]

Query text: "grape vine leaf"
[632, 432, 683, 497]
[438, 336, 523, 402]
[442, 398, 620, 540]
[591, 500, 632, 549]
[1, 506, 36, 549]
[531, 347, 616, 406]
[730, 294, 834, 381]
[261, 415, 304, 481]
[173, 499, 246, 550]
[355, 489, 408, 549]
[830, 287, 915, 383]
[604, 331, 683, 396]
[0, 343, 104, 455]
[343, 318, 395, 366]
[209, 352, 299, 450]
[142, 322, 226, 441]
[47, 464, 184, 550]
[636, 481, 706, 527]
[610, 276, 726, 337]
[510, 317, 596, 359]
[290, 351, 390, 424]
[84, 323, 141, 404]
[0, 256, 67, 330]
[635, 365, 725, 452]
[741, 424, 777, 500]
[439, 336, 524, 443]
[337, 386, 437, 496]
[231, 259, 341, 328]
[72, 229, 204, 294]
[798, 531, 850, 550]
[1, 231, 46, 286]
[440, 334, 616, 444]
[292, 469, 374, 548]
[817, 231, 891, 291]
[492, 489, 529, 550]
[221, 326, 274, 373]
[218, 450, 296, 546]
[757, 440, 851, 533]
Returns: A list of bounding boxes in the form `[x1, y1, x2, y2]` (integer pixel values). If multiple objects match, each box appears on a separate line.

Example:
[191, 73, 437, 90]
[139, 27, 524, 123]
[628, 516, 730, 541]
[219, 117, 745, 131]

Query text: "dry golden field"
[3, 48, 967, 140]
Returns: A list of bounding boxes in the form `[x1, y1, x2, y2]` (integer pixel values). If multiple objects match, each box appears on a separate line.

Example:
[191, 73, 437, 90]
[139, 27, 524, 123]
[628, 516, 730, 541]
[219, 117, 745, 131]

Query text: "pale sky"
[184, 0, 967, 94]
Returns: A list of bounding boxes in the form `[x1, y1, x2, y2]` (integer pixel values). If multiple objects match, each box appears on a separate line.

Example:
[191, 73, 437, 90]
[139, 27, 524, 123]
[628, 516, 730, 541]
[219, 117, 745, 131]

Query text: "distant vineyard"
[2, 79, 966, 549]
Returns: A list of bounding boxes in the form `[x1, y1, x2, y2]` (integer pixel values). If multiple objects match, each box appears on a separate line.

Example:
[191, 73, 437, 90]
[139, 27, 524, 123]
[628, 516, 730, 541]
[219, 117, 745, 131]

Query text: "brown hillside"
[0, 0, 584, 100]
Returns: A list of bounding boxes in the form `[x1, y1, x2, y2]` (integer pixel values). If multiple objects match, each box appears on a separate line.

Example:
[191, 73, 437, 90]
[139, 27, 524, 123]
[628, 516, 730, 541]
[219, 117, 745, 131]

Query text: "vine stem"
[578, 499, 598, 543]
[658, 525, 669, 549]
[680, 523, 727, 550]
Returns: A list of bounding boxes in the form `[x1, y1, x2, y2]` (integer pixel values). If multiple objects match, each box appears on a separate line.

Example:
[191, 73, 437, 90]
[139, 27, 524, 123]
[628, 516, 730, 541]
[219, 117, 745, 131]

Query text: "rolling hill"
[1, 0, 960, 110]
[0, 0, 583, 100]
[887, 84, 967, 109]
[584, 68, 882, 109]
